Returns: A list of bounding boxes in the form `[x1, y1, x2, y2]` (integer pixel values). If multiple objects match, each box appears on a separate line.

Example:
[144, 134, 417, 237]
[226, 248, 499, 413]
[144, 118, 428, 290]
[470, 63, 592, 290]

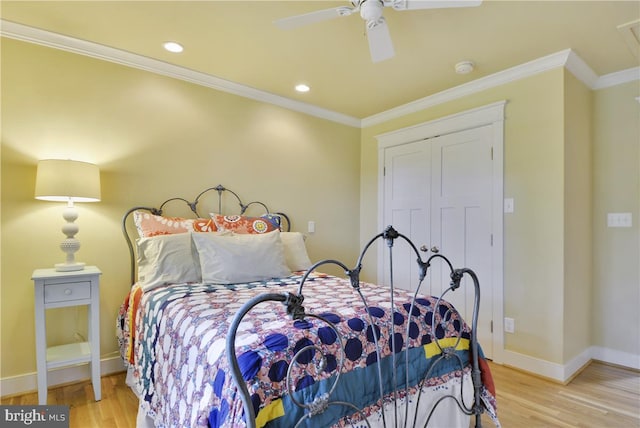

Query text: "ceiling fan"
[274, 0, 482, 63]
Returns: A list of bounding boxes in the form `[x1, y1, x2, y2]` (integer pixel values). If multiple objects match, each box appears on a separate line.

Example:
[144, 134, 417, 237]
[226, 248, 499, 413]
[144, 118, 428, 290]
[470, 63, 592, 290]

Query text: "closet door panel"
[430, 125, 494, 356]
[382, 141, 431, 292]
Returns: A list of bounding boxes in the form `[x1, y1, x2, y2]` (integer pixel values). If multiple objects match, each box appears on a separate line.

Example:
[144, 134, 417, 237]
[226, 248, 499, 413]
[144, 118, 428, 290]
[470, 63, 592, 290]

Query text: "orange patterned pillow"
[211, 213, 280, 234]
[133, 211, 217, 237]
[192, 218, 217, 233]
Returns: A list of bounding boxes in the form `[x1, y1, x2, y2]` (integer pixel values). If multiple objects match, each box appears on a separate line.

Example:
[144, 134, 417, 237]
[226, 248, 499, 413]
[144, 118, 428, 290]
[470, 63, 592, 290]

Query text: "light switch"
[504, 198, 514, 213]
[308, 221, 315, 234]
[607, 213, 632, 228]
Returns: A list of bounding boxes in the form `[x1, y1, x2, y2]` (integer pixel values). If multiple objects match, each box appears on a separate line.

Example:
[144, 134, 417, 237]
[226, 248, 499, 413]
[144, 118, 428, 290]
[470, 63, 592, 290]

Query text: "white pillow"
[136, 232, 200, 290]
[279, 232, 313, 271]
[192, 230, 291, 284]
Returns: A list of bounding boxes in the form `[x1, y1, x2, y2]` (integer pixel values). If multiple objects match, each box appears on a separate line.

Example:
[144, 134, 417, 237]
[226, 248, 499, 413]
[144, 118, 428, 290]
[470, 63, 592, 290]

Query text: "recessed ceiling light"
[295, 84, 310, 93]
[163, 42, 184, 53]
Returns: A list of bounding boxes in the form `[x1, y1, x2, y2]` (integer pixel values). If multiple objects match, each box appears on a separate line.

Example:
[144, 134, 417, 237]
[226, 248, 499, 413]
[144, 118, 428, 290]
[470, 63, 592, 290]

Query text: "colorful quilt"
[117, 273, 498, 427]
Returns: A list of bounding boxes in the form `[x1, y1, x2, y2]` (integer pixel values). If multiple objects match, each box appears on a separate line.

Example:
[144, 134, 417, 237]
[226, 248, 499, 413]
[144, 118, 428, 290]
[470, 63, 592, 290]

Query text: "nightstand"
[32, 266, 102, 405]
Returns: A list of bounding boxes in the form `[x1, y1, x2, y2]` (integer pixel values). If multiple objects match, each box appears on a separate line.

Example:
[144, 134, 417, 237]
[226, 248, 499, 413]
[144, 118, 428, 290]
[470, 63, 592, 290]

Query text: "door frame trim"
[376, 100, 506, 363]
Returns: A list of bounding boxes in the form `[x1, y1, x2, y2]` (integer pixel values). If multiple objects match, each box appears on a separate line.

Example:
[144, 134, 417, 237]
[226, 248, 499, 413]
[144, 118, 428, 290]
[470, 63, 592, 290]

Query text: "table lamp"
[35, 159, 101, 271]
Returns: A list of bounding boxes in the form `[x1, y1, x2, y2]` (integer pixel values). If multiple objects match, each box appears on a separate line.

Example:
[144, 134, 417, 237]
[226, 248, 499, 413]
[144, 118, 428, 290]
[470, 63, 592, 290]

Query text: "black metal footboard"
[227, 225, 484, 427]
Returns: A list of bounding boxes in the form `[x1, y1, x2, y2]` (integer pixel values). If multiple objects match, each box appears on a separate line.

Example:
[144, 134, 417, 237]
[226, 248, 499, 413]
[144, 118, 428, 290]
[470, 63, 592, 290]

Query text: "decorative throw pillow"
[134, 211, 217, 237]
[211, 213, 280, 234]
[192, 218, 217, 232]
[279, 232, 313, 271]
[192, 230, 291, 284]
[136, 232, 201, 290]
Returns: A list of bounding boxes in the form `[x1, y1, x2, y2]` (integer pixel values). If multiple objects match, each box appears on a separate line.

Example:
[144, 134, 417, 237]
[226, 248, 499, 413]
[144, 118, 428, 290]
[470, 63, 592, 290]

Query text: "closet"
[377, 102, 506, 359]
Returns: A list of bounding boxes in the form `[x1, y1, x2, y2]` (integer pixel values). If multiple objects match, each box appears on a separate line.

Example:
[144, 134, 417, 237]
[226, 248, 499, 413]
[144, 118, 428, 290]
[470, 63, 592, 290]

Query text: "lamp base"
[55, 262, 86, 272]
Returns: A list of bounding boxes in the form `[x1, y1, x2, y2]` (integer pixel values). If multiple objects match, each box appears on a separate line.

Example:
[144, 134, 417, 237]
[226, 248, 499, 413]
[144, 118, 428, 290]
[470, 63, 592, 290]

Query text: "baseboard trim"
[0, 355, 125, 398]
[502, 347, 639, 383]
[590, 346, 640, 370]
[502, 350, 567, 382]
[563, 348, 593, 383]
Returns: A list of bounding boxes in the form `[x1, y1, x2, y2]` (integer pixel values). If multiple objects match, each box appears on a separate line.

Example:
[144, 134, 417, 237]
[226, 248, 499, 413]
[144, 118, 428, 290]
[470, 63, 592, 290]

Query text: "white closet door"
[429, 125, 494, 357]
[382, 140, 431, 293]
[382, 125, 495, 358]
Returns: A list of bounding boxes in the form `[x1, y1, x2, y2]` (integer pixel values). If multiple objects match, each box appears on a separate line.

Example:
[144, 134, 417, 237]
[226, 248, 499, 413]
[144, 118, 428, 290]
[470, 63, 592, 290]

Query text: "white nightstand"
[32, 266, 102, 405]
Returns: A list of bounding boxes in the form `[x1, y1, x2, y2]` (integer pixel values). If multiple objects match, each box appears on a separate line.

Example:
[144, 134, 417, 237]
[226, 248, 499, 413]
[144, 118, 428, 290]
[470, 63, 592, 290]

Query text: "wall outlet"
[504, 317, 515, 334]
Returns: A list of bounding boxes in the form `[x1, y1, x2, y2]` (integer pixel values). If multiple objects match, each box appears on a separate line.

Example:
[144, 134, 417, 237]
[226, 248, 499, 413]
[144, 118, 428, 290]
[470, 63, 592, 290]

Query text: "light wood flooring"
[476, 361, 640, 427]
[2, 361, 638, 427]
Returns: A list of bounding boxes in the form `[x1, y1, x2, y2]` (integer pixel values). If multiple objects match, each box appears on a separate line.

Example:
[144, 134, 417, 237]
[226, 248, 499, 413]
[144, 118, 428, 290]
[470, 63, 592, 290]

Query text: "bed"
[117, 185, 499, 428]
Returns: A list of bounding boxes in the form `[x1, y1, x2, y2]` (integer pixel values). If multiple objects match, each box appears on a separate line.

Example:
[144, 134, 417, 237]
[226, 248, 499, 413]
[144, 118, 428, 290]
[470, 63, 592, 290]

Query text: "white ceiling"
[2, 1, 639, 122]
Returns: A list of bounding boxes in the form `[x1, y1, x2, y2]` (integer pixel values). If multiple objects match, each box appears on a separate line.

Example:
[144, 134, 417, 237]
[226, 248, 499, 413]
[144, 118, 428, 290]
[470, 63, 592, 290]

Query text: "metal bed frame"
[121, 184, 290, 284]
[227, 225, 485, 428]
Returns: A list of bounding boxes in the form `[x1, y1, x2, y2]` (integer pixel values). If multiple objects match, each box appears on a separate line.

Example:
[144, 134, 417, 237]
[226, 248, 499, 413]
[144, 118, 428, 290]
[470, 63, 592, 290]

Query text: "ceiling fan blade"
[391, 0, 482, 11]
[274, 6, 355, 30]
[367, 19, 395, 63]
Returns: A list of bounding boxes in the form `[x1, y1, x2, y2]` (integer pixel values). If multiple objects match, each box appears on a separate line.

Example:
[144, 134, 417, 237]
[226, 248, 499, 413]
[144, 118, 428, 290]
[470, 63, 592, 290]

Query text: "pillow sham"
[211, 213, 280, 234]
[279, 232, 313, 271]
[136, 232, 200, 290]
[192, 230, 291, 284]
[133, 210, 217, 238]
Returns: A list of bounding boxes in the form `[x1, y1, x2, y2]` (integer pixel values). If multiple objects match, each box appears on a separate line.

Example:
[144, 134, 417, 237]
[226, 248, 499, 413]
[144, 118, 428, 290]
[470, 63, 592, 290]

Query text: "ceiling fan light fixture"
[274, 0, 480, 63]
[455, 60, 474, 74]
[360, 0, 384, 22]
[163, 41, 184, 53]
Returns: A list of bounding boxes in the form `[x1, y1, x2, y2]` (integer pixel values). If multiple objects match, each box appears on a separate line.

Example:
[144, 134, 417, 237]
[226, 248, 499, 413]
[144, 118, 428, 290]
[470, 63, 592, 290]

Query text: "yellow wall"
[563, 71, 593, 362]
[359, 70, 639, 368]
[360, 69, 568, 363]
[2, 36, 639, 384]
[592, 80, 640, 358]
[1, 39, 361, 379]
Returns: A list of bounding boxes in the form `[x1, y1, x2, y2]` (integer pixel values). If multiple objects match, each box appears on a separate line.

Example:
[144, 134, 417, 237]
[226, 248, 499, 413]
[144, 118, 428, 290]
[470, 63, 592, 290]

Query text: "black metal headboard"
[122, 184, 291, 284]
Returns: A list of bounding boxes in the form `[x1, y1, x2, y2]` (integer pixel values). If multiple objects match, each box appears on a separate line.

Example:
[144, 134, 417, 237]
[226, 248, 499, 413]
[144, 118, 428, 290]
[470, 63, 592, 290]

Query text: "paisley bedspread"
[117, 272, 498, 427]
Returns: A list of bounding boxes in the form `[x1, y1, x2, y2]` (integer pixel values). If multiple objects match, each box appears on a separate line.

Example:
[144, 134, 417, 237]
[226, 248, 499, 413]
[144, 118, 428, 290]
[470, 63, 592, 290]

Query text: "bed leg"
[472, 366, 483, 428]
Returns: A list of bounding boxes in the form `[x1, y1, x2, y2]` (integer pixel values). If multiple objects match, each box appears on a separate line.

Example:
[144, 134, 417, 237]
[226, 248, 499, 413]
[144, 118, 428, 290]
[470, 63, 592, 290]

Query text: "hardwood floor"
[476, 361, 640, 428]
[2, 361, 638, 427]
[1, 372, 139, 427]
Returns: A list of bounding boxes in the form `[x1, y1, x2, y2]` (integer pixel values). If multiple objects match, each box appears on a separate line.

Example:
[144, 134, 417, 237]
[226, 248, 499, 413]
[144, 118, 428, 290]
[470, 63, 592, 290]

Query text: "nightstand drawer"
[44, 281, 91, 303]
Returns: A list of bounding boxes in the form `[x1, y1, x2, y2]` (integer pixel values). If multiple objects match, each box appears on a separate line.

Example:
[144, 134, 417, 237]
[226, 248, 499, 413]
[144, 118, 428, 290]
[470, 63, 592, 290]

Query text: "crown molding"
[0, 20, 361, 128]
[565, 49, 600, 87]
[2, 20, 638, 129]
[363, 49, 598, 127]
[593, 67, 640, 90]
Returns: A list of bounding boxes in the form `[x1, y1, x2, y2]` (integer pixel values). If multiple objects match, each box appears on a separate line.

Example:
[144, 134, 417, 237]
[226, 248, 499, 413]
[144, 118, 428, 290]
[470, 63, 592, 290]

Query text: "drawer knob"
[64, 288, 72, 295]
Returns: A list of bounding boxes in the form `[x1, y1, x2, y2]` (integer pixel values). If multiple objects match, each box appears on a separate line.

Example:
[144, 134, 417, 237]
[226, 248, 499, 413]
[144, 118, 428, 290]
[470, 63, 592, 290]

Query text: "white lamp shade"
[35, 159, 101, 202]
